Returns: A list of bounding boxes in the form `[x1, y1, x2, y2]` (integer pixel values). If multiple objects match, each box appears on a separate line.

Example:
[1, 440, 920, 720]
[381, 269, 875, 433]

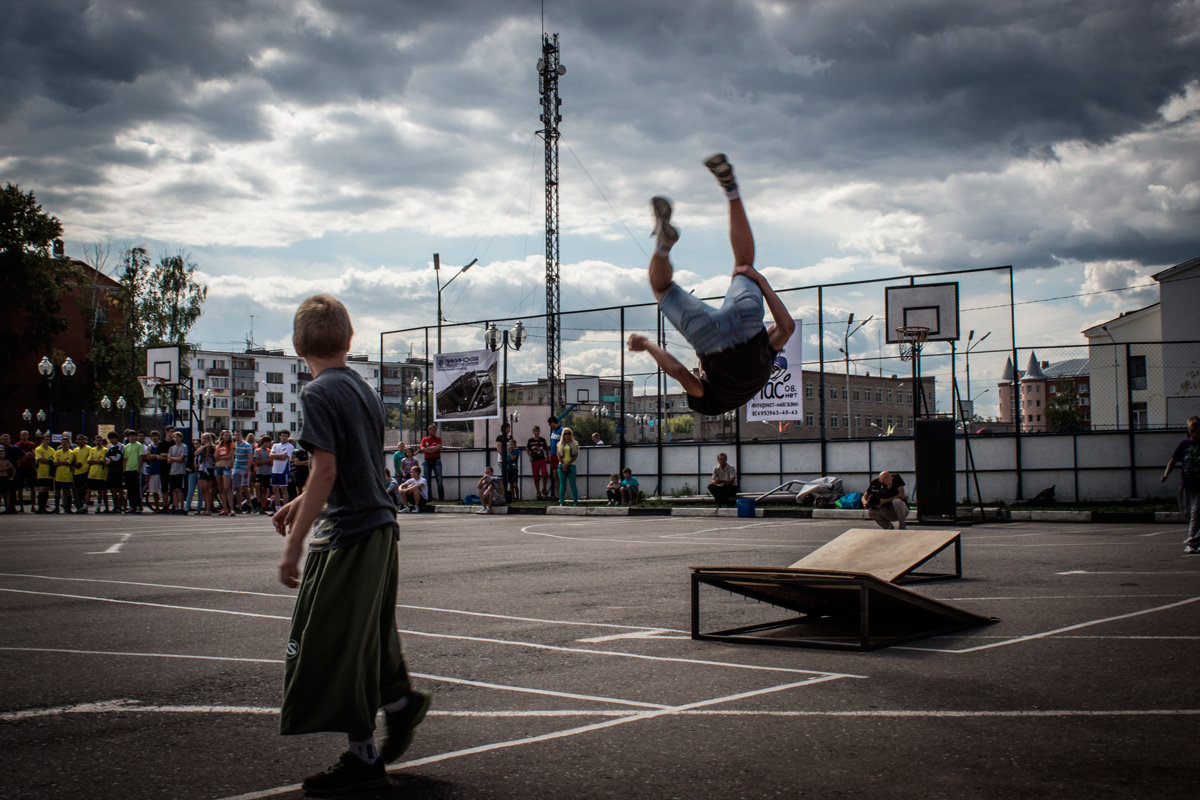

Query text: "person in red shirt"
[418, 424, 444, 501]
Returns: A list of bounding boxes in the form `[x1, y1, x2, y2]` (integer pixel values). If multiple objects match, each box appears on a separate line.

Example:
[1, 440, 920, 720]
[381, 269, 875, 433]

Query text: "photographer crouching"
[863, 471, 909, 530]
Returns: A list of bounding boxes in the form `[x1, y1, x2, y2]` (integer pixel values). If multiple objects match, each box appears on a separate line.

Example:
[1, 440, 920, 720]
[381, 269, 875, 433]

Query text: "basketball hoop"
[137, 375, 166, 401]
[896, 326, 929, 362]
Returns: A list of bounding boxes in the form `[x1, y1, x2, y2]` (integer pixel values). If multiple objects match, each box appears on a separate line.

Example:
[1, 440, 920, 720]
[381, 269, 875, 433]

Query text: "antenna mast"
[537, 33, 564, 411]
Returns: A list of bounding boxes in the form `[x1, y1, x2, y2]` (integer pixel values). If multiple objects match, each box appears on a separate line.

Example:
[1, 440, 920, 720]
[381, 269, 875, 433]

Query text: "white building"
[1083, 254, 1200, 429]
[186, 348, 379, 436]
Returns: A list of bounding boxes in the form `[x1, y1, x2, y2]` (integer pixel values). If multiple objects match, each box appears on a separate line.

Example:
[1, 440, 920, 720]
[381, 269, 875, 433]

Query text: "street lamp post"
[435, 253, 479, 355]
[964, 329, 991, 406]
[37, 355, 77, 433]
[842, 314, 872, 439]
[485, 320, 527, 480]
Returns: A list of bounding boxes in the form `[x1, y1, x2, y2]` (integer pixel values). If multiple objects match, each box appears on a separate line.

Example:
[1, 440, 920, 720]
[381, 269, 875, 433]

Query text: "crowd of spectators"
[0, 427, 308, 515]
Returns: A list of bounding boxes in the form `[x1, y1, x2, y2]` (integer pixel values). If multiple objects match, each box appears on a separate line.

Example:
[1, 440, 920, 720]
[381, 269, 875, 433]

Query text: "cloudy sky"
[5, 0, 1199, 398]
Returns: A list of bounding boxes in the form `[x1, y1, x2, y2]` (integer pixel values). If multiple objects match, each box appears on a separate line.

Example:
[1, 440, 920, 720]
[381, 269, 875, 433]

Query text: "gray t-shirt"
[299, 367, 397, 551]
[168, 444, 188, 476]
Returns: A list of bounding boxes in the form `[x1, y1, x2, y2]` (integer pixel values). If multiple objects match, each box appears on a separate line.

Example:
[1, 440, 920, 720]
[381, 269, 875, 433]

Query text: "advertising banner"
[746, 319, 803, 422]
[433, 349, 499, 421]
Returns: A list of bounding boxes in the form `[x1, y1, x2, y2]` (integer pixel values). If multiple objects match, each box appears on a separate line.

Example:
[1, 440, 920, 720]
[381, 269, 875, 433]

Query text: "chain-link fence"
[379, 265, 1199, 501]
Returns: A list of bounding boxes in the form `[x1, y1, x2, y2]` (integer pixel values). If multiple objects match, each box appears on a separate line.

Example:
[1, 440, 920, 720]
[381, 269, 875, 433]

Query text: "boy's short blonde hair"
[293, 294, 353, 358]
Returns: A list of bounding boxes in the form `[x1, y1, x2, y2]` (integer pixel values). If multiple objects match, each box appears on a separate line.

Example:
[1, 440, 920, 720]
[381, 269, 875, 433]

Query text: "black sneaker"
[650, 196, 678, 253]
[379, 690, 432, 763]
[301, 751, 388, 796]
[704, 152, 737, 191]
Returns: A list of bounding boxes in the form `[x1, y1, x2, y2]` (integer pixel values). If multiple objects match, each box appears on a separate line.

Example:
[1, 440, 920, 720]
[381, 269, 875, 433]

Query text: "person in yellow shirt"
[72, 433, 92, 513]
[87, 434, 111, 513]
[34, 433, 56, 513]
[52, 432, 76, 514]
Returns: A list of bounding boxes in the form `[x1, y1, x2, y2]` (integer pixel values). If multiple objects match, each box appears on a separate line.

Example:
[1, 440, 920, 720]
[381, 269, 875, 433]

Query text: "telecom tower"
[537, 33, 564, 410]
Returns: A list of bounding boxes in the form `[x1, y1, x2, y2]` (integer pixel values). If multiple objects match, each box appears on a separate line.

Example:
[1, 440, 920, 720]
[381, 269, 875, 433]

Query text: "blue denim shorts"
[658, 274, 765, 355]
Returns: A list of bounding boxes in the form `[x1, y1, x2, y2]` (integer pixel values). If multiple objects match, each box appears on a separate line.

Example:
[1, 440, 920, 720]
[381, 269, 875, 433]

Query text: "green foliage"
[1046, 377, 1087, 432]
[87, 246, 207, 413]
[665, 415, 693, 434]
[564, 413, 616, 444]
[0, 184, 77, 387]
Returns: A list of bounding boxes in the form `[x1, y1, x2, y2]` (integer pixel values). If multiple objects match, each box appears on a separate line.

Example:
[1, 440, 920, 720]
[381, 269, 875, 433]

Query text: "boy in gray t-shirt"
[166, 432, 188, 514]
[273, 294, 430, 795]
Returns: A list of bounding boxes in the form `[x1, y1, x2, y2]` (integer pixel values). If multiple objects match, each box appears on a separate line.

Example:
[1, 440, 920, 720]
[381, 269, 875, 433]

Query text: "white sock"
[348, 735, 378, 763]
[726, 186, 740, 201]
[381, 695, 409, 714]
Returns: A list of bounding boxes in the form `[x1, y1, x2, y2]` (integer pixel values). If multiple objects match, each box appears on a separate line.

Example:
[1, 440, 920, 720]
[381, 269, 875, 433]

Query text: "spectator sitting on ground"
[863, 470, 909, 530]
[397, 464, 428, 514]
[620, 468, 640, 505]
[605, 473, 621, 506]
[477, 465, 504, 514]
[708, 452, 738, 507]
[384, 468, 401, 507]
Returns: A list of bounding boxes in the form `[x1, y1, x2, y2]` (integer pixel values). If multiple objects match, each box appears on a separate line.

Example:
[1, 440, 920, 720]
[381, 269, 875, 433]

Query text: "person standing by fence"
[1161, 415, 1200, 554]
[557, 427, 579, 506]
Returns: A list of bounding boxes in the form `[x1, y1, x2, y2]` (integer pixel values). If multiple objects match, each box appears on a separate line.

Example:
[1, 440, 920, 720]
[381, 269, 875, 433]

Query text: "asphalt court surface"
[1, 511, 1198, 799]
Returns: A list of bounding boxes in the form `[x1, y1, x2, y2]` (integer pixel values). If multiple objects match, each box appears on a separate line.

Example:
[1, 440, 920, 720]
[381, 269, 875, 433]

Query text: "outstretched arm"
[628, 334, 704, 398]
[736, 265, 795, 350]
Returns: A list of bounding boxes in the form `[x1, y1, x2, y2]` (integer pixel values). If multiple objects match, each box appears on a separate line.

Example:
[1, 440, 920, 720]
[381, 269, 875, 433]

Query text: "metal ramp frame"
[689, 528, 995, 651]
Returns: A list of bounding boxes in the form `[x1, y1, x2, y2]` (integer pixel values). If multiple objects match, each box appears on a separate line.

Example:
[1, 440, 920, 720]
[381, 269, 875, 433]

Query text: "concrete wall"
[422, 428, 1187, 503]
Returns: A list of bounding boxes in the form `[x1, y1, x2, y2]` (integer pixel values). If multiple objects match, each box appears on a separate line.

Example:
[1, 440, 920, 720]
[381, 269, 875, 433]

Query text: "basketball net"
[137, 375, 166, 401]
[896, 326, 929, 362]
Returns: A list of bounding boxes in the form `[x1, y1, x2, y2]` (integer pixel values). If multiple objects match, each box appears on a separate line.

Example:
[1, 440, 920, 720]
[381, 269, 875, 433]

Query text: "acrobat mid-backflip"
[627, 154, 795, 415]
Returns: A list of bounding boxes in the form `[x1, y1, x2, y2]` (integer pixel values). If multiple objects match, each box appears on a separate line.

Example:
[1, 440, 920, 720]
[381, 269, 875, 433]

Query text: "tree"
[86, 246, 208, 418]
[0, 184, 79, 390]
[1046, 377, 1087, 432]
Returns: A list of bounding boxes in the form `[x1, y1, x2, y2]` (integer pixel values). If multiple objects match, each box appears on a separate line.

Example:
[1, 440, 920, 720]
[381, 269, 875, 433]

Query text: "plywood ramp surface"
[787, 528, 960, 583]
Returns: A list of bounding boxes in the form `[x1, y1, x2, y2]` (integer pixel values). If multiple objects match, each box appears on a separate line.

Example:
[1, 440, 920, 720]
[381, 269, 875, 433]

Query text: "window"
[805, 411, 814, 426]
[805, 384, 814, 398]
[290, 363, 297, 373]
[875, 390, 882, 402]
[265, 371, 284, 384]
[208, 376, 229, 390]
[830, 387, 837, 399]
[198, 358, 205, 369]
[197, 379, 205, 391]
[906, 392, 913, 404]
[876, 416, 883, 428]
[1036, 399, 1041, 407]
[1129, 355, 1147, 391]
[267, 411, 284, 423]
[831, 415, 839, 428]
[212, 359, 226, 369]
[211, 397, 229, 409]
[1079, 383, 1089, 394]
[266, 391, 284, 405]
[853, 390, 860, 401]
[233, 396, 255, 411]
[1131, 402, 1148, 429]
[290, 384, 297, 394]
[290, 403, 296, 412]
[853, 414, 861, 430]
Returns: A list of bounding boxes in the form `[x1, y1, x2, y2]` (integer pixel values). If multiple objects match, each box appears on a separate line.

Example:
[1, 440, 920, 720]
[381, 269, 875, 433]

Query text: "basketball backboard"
[885, 283, 960, 343]
[146, 346, 181, 384]
[564, 375, 601, 406]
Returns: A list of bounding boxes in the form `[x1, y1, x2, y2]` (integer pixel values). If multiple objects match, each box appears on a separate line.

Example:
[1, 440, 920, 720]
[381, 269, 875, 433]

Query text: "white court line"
[1140, 529, 1181, 537]
[215, 675, 845, 800]
[0, 573, 686, 634]
[1055, 570, 1199, 575]
[7, 698, 1196, 724]
[87, 532, 132, 555]
[517, 520, 796, 548]
[897, 595, 1200, 654]
[0, 592, 862, 678]
[939, 594, 1191, 601]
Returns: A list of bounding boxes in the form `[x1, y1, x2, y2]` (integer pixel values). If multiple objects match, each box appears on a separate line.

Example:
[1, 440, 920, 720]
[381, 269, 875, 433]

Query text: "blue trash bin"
[736, 497, 756, 517]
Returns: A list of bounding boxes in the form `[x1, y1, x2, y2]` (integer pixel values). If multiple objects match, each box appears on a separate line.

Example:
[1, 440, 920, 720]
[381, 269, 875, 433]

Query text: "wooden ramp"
[788, 527, 962, 583]
[690, 528, 994, 651]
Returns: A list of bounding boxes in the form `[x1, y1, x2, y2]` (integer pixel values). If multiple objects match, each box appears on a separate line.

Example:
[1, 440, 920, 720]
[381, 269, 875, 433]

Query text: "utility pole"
[537, 33, 565, 412]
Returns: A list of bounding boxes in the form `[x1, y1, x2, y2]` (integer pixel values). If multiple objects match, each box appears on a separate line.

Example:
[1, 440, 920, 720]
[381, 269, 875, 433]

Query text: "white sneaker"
[703, 153, 737, 191]
[650, 196, 678, 252]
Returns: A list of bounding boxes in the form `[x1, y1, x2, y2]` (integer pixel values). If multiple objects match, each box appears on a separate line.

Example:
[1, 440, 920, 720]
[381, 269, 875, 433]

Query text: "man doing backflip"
[628, 154, 795, 415]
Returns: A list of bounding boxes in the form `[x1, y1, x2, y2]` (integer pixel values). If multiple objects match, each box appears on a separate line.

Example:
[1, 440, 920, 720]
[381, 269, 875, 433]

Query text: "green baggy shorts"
[280, 525, 411, 735]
